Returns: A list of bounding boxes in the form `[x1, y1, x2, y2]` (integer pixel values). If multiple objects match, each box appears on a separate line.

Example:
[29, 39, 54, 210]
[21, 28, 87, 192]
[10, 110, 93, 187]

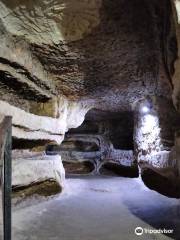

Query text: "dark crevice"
[12, 138, 49, 149]
[63, 161, 95, 175]
[99, 162, 139, 178]
[0, 71, 50, 102]
[12, 179, 62, 198]
[0, 57, 54, 92]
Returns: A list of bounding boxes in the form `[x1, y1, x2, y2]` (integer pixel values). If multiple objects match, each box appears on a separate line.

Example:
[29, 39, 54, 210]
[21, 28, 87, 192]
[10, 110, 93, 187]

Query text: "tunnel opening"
[46, 108, 138, 177]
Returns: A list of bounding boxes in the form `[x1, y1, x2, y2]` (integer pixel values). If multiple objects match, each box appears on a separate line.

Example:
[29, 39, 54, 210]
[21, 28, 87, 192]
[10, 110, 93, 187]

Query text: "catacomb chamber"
[0, 0, 180, 201]
[46, 109, 138, 177]
[1, 1, 180, 239]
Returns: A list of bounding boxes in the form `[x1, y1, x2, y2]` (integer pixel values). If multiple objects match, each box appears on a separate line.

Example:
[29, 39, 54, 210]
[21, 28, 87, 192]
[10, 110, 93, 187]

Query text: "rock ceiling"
[0, 0, 101, 44]
[0, 0, 178, 113]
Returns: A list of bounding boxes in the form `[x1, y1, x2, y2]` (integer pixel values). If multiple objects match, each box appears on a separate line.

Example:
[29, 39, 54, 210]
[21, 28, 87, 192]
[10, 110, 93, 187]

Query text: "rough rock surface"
[47, 114, 135, 175]
[134, 96, 179, 167]
[0, 0, 180, 197]
[0, 98, 90, 144]
[63, 161, 95, 175]
[0, 0, 177, 142]
[30, 0, 174, 110]
[171, 0, 180, 110]
[99, 162, 138, 178]
[0, 0, 175, 111]
[12, 154, 65, 188]
[0, 0, 102, 44]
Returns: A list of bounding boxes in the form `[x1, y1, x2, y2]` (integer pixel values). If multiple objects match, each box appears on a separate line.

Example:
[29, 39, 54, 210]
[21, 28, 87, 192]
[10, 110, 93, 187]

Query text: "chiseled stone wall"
[12, 154, 65, 189]
[134, 96, 178, 168]
[0, 97, 91, 144]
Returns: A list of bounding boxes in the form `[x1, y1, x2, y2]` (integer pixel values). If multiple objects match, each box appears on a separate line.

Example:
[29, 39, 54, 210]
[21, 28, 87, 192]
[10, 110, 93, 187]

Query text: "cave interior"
[1, 0, 180, 239]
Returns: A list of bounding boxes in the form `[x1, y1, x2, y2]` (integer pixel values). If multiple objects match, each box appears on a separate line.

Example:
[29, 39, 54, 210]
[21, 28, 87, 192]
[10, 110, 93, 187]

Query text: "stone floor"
[12, 176, 180, 240]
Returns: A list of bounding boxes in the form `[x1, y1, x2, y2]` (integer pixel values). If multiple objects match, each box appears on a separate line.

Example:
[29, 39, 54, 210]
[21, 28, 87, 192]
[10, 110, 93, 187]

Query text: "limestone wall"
[12, 154, 65, 188]
[0, 98, 90, 145]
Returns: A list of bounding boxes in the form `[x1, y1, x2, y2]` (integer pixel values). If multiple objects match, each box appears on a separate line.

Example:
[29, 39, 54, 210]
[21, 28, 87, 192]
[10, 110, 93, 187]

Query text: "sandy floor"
[12, 176, 180, 240]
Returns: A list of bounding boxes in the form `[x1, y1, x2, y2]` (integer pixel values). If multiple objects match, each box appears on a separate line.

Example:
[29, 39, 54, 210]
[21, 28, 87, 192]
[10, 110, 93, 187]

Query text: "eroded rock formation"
[0, 0, 180, 198]
[54, 110, 137, 176]
[12, 151, 65, 188]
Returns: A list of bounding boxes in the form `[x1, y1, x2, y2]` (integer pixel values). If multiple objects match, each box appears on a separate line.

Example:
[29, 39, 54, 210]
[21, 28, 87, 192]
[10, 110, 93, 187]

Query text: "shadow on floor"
[121, 181, 180, 239]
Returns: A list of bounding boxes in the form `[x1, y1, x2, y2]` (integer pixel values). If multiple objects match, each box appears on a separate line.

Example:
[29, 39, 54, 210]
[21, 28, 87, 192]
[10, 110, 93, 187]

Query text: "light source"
[141, 106, 149, 114]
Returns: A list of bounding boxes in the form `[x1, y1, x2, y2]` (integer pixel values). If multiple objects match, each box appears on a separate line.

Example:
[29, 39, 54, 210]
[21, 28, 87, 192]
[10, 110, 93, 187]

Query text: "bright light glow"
[141, 113, 161, 156]
[137, 109, 162, 164]
[143, 114, 157, 132]
[141, 106, 149, 113]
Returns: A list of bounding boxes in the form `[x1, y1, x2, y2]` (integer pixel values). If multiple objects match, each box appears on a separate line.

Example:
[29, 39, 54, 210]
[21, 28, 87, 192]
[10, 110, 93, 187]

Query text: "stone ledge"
[12, 155, 65, 189]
